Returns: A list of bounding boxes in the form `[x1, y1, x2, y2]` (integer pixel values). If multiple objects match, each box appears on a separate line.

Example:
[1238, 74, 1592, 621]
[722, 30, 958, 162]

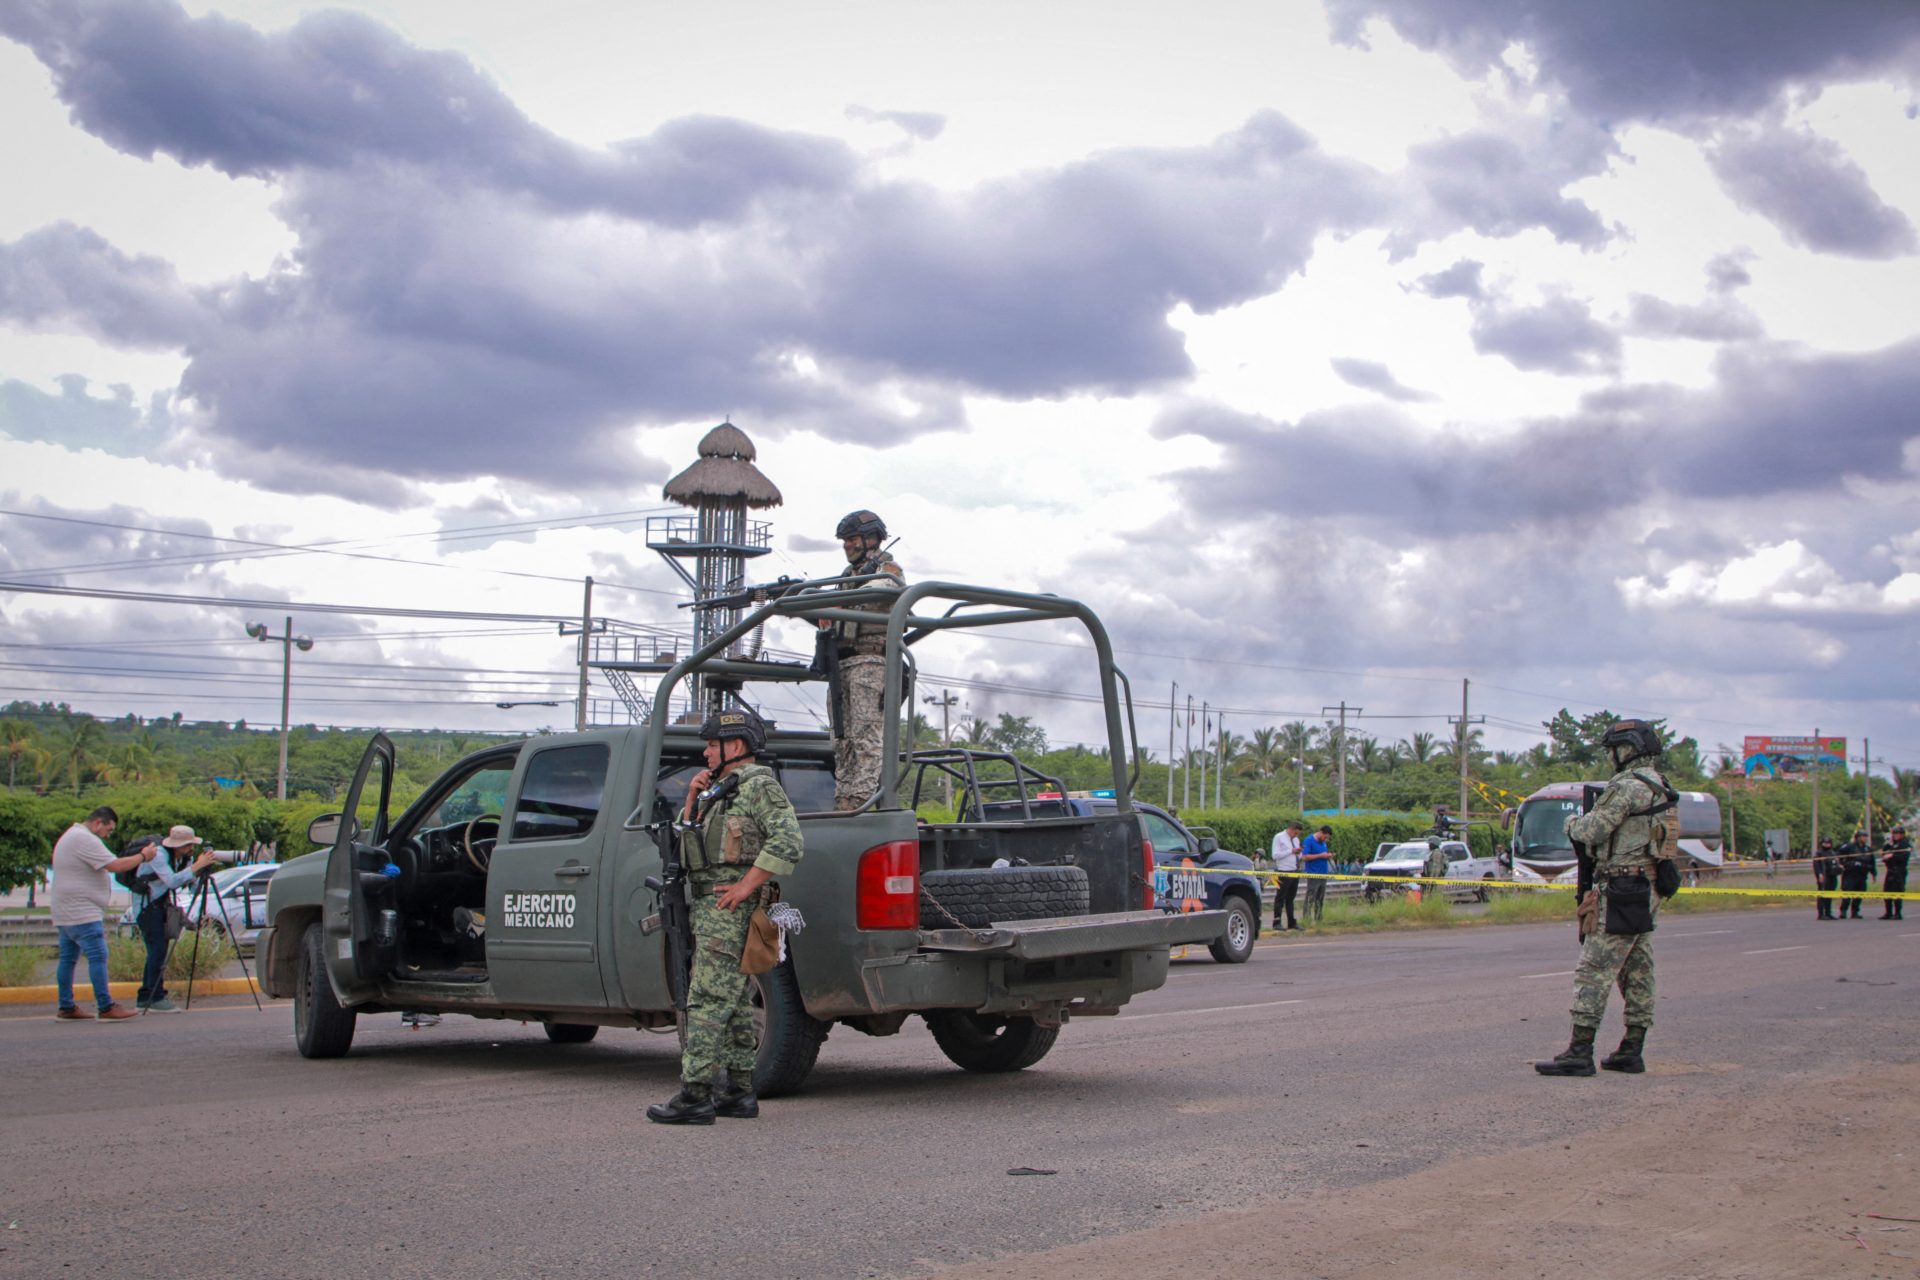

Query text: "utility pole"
[1322, 702, 1360, 814]
[1167, 682, 1177, 810]
[1294, 755, 1308, 814]
[1199, 701, 1209, 811]
[924, 689, 960, 809]
[1183, 694, 1194, 810]
[1448, 678, 1484, 828]
[576, 576, 594, 731]
[246, 616, 312, 802]
[1216, 713, 1225, 809]
[1854, 738, 1886, 843]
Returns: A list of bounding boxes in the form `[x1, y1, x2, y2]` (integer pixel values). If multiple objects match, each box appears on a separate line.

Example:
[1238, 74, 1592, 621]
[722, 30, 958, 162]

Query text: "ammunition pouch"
[1604, 873, 1654, 936]
[1653, 857, 1681, 900]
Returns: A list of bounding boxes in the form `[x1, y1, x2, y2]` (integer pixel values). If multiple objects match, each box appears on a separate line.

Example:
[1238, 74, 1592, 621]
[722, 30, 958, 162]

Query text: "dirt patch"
[917, 1062, 1920, 1280]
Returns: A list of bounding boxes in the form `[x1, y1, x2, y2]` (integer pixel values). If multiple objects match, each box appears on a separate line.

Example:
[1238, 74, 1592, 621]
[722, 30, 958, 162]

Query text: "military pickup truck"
[258, 579, 1227, 1095]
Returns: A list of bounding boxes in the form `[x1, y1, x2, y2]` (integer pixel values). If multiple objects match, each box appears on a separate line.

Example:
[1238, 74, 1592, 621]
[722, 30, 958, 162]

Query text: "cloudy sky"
[2, 0, 1917, 773]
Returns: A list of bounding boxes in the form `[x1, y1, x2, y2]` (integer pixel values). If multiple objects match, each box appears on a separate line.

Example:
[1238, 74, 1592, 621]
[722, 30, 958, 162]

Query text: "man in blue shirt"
[130, 825, 218, 1013]
[1300, 825, 1334, 925]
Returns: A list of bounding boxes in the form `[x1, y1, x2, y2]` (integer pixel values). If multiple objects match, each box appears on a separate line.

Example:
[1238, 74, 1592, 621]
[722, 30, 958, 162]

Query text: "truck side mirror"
[1196, 836, 1218, 855]
[307, 813, 359, 847]
[1499, 808, 1515, 832]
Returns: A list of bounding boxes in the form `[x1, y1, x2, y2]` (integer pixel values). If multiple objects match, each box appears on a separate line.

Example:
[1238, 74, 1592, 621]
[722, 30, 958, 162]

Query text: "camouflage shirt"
[684, 762, 804, 878]
[835, 550, 905, 656]
[1566, 764, 1668, 877]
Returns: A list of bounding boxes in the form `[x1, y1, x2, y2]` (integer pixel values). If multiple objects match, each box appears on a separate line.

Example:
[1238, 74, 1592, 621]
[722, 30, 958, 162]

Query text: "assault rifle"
[679, 574, 815, 613]
[640, 795, 694, 1013]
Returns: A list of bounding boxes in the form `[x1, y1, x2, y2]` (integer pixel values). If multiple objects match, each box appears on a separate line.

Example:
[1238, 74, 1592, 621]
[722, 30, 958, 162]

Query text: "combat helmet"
[835, 510, 887, 542]
[1600, 718, 1662, 767]
[698, 706, 767, 755]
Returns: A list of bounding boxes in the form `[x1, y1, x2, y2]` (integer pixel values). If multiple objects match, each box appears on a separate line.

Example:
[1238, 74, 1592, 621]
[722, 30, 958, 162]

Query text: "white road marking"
[1742, 945, 1809, 955]
[1663, 930, 1733, 938]
[1521, 971, 1575, 979]
[1119, 999, 1304, 1021]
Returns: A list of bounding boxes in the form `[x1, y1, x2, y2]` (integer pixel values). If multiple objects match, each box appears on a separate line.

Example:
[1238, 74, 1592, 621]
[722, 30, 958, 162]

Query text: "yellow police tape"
[1168, 864, 1920, 900]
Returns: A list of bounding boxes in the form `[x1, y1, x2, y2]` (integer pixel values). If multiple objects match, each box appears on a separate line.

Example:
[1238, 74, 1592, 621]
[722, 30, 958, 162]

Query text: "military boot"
[1533, 1024, 1597, 1077]
[713, 1070, 760, 1119]
[1601, 1026, 1648, 1074]
[646, 1086, 716, 1126]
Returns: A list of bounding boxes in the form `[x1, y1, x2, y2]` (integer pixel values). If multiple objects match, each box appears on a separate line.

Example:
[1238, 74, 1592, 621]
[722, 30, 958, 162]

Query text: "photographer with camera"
[127, 825, 220, 1013]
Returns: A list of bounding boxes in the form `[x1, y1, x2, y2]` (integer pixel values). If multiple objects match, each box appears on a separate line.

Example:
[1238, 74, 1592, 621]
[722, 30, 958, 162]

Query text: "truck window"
[421, 760, 515, 828]
[1141, 812, 1190, 857]
[511, 744, 611, 841]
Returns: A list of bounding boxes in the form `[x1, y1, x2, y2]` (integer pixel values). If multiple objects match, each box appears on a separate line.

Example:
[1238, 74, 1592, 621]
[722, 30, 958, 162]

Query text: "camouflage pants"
[681, 881, 758, 1088]
[1570, 920, 1656, 1031]
[834, 654, 887, 812]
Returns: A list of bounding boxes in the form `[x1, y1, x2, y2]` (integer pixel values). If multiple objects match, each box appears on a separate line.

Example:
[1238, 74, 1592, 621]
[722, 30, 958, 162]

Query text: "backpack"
[114, 836, 163, 896]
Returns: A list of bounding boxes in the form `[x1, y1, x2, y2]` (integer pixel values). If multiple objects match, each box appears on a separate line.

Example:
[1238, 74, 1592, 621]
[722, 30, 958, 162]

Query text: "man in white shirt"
[1270, 821, 1303, 932]
[51, 806, 156, 1021]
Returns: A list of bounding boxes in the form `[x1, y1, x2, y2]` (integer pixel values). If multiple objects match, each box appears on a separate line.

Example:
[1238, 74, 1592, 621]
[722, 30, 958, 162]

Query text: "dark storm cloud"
[0, 223, 208, 347]
[845, 105, 947, 140]
[0, 374, 172, 456]
[0, 0, 856, 226]
[1330, 357, 1434, 402]
[1623, 293, 1763, 342]
[1413, 260, 1485, 301]
[1152, 335, 1920, 539]
[1469, 293, 1621, 374]
[0, 498, 219, 579]
[1324, 0, 1920, 127]
[1707, 122, 1919, 258]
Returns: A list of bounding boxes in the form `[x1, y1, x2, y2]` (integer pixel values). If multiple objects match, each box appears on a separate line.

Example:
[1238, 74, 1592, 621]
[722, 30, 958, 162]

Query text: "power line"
[0, 579, 594, 623]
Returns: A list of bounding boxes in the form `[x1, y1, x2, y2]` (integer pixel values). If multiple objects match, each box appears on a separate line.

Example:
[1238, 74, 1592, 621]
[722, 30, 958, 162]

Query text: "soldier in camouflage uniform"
[1535, 719, 1672, 1078]
[647, 708, 803, 1125]
[827, 510, 905, 812]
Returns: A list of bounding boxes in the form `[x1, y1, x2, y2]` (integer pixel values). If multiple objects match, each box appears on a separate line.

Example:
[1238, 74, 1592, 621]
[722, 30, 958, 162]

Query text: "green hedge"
[1178, 807, 1499, 861]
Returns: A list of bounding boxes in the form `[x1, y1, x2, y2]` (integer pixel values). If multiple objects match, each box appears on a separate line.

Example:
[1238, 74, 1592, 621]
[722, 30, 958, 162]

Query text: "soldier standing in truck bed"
[827, 510, 905, 811]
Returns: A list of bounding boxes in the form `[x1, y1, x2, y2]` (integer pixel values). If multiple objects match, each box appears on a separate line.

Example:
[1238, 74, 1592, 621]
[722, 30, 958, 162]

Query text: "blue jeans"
[56, 921, 113, 1012]
[137, 901, 172, 1005]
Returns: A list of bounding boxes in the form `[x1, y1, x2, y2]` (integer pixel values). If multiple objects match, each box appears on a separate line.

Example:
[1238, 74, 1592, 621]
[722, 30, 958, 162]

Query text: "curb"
[0, 976, 263, 1006]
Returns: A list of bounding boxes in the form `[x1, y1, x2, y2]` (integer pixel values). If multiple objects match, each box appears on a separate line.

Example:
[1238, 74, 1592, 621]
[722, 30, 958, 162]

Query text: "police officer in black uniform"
[1837, 829, 1875, 919]
[1881, 825, 1910, 921]
[1812, 836, 1838, 919]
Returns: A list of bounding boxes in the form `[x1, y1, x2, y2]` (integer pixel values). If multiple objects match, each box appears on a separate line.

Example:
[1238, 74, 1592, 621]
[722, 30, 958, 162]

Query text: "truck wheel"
[919, 865, 1090, 929]
[925, 1010, 1059, 1073]
[751, 960, 830, 1098]
[544, 1022, 599, 1044]
[1207, 896, 1257, 964]
[294, 921, 356, 1059]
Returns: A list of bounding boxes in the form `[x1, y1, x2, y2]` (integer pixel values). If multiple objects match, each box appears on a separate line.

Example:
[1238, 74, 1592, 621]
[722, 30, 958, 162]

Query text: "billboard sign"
[1743, 736, 1846, 778]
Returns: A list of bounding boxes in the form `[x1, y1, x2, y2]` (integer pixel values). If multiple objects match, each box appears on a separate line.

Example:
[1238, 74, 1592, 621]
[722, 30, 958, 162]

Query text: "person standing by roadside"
[51, 806, 151, 1022]
[1812, 836, 1838, 920]
[1269, 821, 1302, 931]
[1300, 825, 1333, 926]
[1881, 825, 1910, 921]
[1837, 830, 1875, 920]
[128, 825, 218, 1013]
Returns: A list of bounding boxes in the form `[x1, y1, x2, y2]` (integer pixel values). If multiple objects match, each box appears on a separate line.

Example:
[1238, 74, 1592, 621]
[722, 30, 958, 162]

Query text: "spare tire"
[919, 865, 1090, 929]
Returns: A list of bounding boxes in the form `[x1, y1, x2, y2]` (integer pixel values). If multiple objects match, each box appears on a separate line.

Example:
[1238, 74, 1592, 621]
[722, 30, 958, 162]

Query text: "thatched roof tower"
[662, 422, 783, 509]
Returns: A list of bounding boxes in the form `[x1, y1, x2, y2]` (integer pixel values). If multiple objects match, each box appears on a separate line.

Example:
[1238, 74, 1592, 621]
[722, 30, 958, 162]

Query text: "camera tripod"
[179, 868, 263, 1011]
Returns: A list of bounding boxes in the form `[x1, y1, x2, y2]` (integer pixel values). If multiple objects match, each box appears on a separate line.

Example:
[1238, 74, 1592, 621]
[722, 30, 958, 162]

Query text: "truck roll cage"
[627, 580, 1140, 824]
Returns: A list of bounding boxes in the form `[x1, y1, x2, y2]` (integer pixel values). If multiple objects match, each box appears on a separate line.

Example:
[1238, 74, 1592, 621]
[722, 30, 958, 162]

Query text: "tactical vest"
[683, 764, 772, 874]
[1597, 769, 1674, 876]
[835, 552, 900, 657]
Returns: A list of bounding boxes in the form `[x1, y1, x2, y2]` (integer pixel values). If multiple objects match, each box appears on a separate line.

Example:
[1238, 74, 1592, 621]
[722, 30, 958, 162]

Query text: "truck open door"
[323, 732, 396, 1004]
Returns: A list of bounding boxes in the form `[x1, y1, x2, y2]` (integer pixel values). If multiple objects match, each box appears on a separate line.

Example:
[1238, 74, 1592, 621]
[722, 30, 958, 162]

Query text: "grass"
[0, 944, 44, 986]
[165, 927, 235, 982]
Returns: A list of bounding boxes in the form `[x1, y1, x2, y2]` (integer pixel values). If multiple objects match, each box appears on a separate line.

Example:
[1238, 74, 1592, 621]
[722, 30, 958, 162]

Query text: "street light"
[1290, 756, 1314, 815]
[247, 617, 312, 801]
[495, 701, 562, 709]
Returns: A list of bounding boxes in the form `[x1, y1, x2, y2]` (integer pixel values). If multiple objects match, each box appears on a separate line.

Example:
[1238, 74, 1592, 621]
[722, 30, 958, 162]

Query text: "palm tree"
[1242, 726, 1284, 779]
[1353, 735, 1388, 774]
[99, 740, 157, 785]
[1, 718, 35, 791]
[41, 717, 108, 794]
[1405, 732, 1438, 764]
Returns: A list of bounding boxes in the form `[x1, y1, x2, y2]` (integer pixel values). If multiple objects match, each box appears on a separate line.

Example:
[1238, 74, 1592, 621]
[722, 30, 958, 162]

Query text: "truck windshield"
[1516, 798, 1581, 854]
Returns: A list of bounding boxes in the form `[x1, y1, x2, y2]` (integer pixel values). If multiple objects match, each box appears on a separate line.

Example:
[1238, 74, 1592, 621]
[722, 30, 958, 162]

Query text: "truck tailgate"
[916, 908, 1228, 959]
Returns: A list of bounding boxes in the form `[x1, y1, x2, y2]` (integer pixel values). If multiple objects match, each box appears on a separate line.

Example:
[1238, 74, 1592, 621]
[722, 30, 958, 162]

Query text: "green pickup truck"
[258, 580, 1226, 1095]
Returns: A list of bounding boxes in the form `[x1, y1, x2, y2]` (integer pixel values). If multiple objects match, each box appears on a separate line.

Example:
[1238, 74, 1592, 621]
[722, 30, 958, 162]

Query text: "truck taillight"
[856, 840, 920, 931]
[1141, 835, 1156, 910]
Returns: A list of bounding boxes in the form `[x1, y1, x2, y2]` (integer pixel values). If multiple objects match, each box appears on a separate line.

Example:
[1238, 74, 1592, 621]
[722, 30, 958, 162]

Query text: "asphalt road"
[2, 907, 1913, 1279]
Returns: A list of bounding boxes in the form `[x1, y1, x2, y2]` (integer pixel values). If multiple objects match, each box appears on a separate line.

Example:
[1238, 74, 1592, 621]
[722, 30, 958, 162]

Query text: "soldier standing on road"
[1535, 719, 1673, 1078]
[647, 708, 804, 1126]
[1881, 825, 1910, 921]
[1837, 829, 1875, 920]
[1812, 836, 1838, 920]
[826, 510, 905, 812]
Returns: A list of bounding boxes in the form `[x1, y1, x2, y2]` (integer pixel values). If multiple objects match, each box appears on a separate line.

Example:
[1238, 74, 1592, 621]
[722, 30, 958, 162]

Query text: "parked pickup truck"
[963, 789, 1262, 963]
[259, 579, 1227, 1095]
[1362, 838, 1504, 902]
